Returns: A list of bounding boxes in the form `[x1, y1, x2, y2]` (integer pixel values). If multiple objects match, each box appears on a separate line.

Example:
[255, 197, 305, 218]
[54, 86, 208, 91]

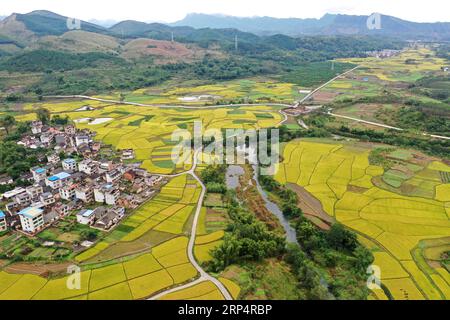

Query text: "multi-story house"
[78, 159, 98, 176]
[45, 172, 72, 190]
[59, 184, 77, 200]
[62, 158, 77, 172]
[31, 121, 43, 135]
[31, 167, 47, 183]
[94, 184, 120, 205]
[26, 185, 44, 200]
[105, 169, 122, 184]
[75, 184, 94, 203]
[40, 132, 54, 145]
[18, 207, 45, 234]
[15, 191, 32, 206]
[76, 209, 97, 225]
[40, 192, 55, 206]
[75, 135, 89, 147]
[47, 153, 61, 164]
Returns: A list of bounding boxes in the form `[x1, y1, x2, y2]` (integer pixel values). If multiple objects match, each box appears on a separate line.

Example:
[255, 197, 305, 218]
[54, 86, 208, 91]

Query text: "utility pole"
[171, 31, 174, 43]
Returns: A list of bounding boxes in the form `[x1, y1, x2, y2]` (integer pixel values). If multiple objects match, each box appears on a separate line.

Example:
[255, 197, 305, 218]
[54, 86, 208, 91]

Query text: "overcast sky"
[0, 0, 447, 23]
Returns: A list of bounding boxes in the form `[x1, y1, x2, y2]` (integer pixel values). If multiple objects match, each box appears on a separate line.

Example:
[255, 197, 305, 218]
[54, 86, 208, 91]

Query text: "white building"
[26, 185, 43, 200]
[31, 121, 43, 135]
[78, 160, 98, 175]
[62, 158, 77, 172]
[18, 207, 45, 234]
[0, 211, 7, 232]
[31, 167, 47, 183]
[39, 192, 55, 206]
[40, 133, 54, 145]
[59, 184, 77, 200]
[47, 153, 61, 164]
[75, 135, 89, 147]
[94, 184, 120, 205]
[75, 185, 94, 203]
[76, 209, 96, 225]
[106, 169, 122, 184]
[45, 172, 72, 190]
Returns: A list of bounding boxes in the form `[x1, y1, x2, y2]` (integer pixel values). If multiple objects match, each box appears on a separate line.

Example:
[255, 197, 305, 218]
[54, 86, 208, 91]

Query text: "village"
[0, 119, 165, 243]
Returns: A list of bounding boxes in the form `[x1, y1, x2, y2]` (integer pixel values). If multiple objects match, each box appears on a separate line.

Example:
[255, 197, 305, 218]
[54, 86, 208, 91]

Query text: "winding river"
[226, 165, 299, 245]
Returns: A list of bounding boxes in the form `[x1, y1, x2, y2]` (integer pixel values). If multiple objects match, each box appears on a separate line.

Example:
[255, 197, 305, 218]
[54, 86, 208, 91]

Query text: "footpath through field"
[147, 148, 232, 300]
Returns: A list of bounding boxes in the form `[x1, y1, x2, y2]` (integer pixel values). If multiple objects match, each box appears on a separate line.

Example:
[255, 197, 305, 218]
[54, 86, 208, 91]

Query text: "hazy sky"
[0, 0, 447, 23]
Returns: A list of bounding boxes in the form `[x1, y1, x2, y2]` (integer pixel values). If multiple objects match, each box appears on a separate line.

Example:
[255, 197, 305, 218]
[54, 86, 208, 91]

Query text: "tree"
[326, 223, 358, 252]
[0, 115, 16, 134]
[36, 108, 50, 124]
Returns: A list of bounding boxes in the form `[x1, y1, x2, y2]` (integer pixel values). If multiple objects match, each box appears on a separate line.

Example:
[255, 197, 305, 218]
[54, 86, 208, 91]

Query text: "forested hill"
[173, 13, 450, 40]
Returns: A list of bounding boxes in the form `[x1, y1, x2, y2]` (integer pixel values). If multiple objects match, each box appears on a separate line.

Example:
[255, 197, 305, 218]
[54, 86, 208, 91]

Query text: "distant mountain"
[88, 19, 118, 28]
[0, 10, 110, 44]
[173, 13, 450, 40]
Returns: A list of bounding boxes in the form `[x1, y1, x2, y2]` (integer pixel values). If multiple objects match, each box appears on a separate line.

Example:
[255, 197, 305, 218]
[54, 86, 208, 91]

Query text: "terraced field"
[23, 100, 283, 175]
[95, 79, 303, 106]
[275, 139, 450, 300]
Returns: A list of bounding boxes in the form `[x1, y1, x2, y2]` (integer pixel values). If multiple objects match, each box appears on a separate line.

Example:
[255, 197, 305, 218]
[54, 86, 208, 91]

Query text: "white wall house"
[47, 153, 61, 164]
[75, 135, 89, 147]
[18, 207, 45, 234]
[45, 172, 71, 190]
[76, 209, 96, 225]
[106, 169, 122, 184]
[59, 184, 77, 200]
[78, 160, 98, 175]
[31, 167, 47, 183]
[75, 185, 94, 203]
[62, 158, 77, 172]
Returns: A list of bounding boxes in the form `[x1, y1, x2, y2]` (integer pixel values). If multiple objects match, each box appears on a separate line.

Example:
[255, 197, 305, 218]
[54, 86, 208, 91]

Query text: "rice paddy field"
[322, 47, 448, 107]
[275, 139, 450, 300]
[94, 78, 304, 106]
[22, 98, 284, 175]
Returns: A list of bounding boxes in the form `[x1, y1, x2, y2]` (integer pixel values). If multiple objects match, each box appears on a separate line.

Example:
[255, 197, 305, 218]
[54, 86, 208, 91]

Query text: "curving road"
[148, 148, 232, 300]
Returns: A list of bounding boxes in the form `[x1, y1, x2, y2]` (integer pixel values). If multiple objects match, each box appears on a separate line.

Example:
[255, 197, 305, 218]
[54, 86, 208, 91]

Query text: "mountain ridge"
[172, 12, 450, 40]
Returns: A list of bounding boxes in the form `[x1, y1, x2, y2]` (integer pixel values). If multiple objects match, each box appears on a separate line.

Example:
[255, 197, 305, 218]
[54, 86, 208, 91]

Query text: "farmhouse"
[46, 172, 72, 189]
[78, 159, 98, 175]
[31, 167, 47, 183]
[18, 207, 45, 234]
[77, 209, 96, 225]
[62, 158, 77, 172]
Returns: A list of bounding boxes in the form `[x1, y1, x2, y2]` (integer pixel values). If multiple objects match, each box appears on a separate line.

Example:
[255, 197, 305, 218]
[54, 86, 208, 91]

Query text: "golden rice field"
[0, 236, 198, 300]
[338, 48, 447, 82]
[23, 100, 283, 175]
[275, 139, 450, 300]
[95, 78, 302, 106]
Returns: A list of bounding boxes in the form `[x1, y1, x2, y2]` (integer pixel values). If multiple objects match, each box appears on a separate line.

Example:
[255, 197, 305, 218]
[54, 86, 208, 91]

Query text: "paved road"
[148, 149, 232, 301]
[328, 112, 450, 141]
[328, 112, 404, 131]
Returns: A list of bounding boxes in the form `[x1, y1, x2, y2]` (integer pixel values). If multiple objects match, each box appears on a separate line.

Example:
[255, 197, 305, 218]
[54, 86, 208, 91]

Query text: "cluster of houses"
[0, 121, 164, 236]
